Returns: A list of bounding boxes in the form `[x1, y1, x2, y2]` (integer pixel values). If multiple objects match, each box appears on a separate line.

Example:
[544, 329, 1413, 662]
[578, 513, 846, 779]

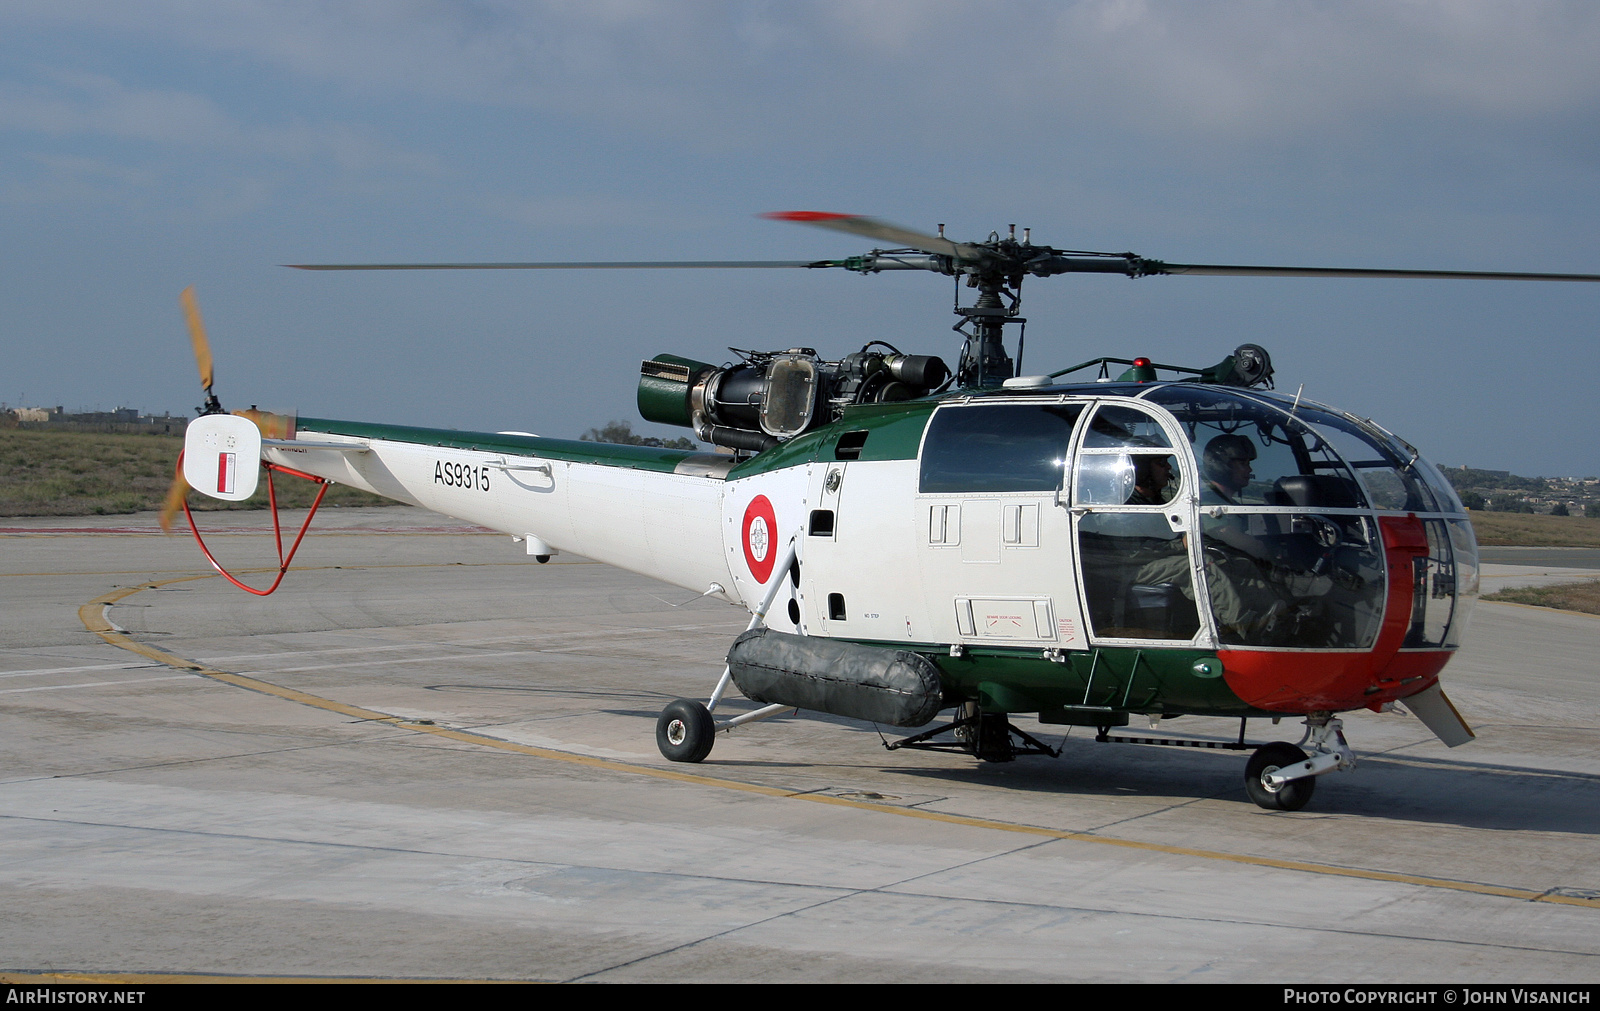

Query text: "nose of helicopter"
[1216, 513, 1454, 713]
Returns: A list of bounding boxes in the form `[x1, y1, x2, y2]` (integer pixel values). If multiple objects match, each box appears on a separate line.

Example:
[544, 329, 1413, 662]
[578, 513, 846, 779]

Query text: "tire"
[1244, 742, 1315, 811]
[656, 698, 716, 763]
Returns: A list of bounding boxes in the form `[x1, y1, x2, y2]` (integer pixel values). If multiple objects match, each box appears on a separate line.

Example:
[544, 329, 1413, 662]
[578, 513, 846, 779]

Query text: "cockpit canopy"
[917, 385, 1476, 651]
[1141, 386, 1464, 514]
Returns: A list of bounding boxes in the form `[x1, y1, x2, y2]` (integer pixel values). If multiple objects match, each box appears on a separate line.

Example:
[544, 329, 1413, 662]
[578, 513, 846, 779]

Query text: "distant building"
[9, 405, 187, 434]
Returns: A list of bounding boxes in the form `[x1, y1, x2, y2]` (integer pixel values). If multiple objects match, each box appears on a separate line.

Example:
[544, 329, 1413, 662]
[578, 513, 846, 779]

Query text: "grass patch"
[0, 429, 395, 516]
[1483, 580, 1600, 615]
[1465, 510, 1600, 548]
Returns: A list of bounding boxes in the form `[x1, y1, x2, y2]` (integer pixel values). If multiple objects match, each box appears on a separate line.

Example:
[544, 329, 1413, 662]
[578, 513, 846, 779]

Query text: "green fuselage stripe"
[297, 417, 702, 474]
[843, 639, 1254, 717]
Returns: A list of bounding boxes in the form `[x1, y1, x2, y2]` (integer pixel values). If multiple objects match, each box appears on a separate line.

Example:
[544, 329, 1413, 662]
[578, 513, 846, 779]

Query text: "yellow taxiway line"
[78, 574, 1600, 912]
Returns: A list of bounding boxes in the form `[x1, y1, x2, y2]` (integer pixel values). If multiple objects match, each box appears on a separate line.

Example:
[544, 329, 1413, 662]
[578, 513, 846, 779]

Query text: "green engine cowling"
[637, 354, 717, 429]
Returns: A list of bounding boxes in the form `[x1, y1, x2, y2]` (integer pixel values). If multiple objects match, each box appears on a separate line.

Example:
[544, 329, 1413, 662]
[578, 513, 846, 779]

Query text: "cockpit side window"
[1074, 403, 1183, 506]
[1083, 405, 1173, 449]
[919, 403, 1083, 493]
[1074, 452, 1184, 506]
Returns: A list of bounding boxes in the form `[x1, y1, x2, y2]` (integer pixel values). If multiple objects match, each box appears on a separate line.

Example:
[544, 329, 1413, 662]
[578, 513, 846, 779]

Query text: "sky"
[3, 1, 1599, 476]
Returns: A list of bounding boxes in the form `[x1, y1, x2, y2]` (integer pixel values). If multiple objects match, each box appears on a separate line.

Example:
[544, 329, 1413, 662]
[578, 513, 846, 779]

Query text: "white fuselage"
[263, 430, 1097, 651]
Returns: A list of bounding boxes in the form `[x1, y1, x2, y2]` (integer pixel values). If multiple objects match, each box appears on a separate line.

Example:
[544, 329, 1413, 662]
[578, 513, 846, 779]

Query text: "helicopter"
[168, 211, 1600, 812]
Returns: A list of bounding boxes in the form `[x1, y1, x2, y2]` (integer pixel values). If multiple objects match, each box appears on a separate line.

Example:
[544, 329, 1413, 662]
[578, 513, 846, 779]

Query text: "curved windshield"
[1142, 387, 1384, 647]
[1141, 387, 1363, 509]
[1138, 386, 1477, 648]
[1271, 399, 1466, 514]
[1197, 510, 1387, 647]
[1270, 398, 1476, 647]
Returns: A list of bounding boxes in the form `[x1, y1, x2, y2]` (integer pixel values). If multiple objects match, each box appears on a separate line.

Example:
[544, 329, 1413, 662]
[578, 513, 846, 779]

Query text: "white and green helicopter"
[172, 212, 1600, 811]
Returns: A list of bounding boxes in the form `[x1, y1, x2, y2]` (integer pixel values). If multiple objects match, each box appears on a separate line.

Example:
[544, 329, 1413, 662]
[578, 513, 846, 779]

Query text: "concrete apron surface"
[1, 508, 1597, 983]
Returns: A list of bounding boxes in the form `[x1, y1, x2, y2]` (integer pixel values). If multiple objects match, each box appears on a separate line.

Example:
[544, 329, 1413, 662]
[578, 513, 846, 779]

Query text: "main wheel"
[656, 699, 716, 763]
[1244, 742, 1315, 811]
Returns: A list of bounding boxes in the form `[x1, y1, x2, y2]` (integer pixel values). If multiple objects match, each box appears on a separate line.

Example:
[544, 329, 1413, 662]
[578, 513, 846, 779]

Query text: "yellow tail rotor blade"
[180, 286, 214, 392]
[158, 470, 189, 534]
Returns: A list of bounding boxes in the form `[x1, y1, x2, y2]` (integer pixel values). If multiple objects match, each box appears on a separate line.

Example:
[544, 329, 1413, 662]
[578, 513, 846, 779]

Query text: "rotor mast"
[958, 281, 1018, 387]
[762, 214, 1039, 388]
[953, 224, 1025, 388]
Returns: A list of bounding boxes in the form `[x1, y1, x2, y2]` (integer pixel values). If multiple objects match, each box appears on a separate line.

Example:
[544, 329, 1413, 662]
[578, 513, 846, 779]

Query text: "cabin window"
[1076, 512, 1200, 640]
[1076, 405, 1183, 507]
[1083, 404, 1173, 449]
[919, 403, 1083, 494]
[1074, 403, 1196, 640]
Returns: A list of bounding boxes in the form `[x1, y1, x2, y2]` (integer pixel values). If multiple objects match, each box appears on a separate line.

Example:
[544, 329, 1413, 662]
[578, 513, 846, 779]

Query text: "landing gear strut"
[654, 538, 801, 765]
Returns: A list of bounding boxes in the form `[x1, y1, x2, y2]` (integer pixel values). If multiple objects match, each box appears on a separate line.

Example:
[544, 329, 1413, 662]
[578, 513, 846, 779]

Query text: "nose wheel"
[1244, 742, 1316, 810]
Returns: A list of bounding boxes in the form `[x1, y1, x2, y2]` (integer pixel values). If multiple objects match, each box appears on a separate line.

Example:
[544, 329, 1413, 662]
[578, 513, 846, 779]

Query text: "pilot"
[1126, 454, 1175, 506]
[1127, 433, 1318, 643]
[1193, 433, 1326, 642]
[1201, 433, 1256, 504]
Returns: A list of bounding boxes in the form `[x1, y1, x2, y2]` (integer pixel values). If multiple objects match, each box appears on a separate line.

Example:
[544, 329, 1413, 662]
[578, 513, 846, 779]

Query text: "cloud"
[0, 152, 158, 207]
[0, 71, 234, 144]
[0, 66, 442, 217]
[7, 2, 1599, 159]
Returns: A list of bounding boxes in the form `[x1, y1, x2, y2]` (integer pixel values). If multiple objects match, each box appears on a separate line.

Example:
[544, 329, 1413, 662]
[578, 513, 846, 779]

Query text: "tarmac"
[1, 507, 1597, 983]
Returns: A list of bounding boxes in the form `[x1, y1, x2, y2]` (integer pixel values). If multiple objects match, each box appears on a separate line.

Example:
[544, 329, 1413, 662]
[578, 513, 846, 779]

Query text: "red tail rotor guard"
[176, 450, 330, 596]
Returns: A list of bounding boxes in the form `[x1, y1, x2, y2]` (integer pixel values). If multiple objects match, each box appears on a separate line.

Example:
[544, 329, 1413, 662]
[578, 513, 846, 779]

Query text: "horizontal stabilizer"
[1405, 682, 1475, 748]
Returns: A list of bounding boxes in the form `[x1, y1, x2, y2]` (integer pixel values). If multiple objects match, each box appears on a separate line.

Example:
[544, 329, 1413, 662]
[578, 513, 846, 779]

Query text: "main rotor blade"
[761, 211, 986, 263]
[1151, 262, 1600, 282]
[179, 286, 214, 392]
[284, 260, 829, 271]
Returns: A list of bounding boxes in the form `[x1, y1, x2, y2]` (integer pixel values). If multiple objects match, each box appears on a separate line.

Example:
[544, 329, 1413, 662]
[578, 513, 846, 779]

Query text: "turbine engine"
[638, 345, 950, 452]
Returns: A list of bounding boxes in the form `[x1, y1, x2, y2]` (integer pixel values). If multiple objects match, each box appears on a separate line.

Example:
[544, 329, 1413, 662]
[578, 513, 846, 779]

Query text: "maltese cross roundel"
[741, 495, 778, 584]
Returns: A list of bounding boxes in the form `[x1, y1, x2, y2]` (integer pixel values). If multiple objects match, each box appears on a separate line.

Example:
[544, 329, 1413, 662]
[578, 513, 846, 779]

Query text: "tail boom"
[250, 418, 736, 596]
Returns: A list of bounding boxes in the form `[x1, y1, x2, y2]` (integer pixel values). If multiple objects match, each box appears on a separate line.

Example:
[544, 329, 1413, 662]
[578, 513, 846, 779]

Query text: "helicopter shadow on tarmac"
[678, 703, 1600, 834]
[1338, 751, 1600, 834]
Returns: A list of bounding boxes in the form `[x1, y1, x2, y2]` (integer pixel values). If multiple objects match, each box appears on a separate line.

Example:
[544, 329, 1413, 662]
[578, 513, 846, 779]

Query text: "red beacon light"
[1121, 356, 1158, 383]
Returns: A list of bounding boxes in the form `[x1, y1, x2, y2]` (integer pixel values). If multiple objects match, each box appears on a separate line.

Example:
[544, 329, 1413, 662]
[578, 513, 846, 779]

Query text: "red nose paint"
[1220, 513, 1446, 712]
